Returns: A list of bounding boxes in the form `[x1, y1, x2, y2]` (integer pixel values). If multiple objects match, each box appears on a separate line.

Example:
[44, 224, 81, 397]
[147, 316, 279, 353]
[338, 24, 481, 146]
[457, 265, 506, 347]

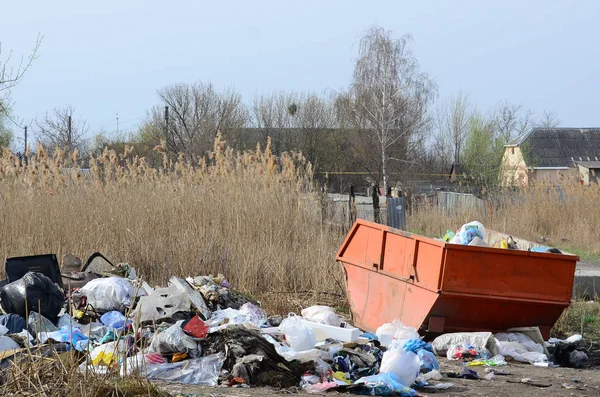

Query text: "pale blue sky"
[2, 0, 600, 141]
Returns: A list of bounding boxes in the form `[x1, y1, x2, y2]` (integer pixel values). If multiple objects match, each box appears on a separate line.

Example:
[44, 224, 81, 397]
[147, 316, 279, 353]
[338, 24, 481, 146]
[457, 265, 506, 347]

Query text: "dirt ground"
[159, 357, 600, 397]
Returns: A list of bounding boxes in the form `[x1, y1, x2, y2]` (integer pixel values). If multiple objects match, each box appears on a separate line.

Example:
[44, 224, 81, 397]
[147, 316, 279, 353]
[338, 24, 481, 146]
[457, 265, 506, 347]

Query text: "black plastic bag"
[0, 272, 65, 321]
[0, 314, 27, 334]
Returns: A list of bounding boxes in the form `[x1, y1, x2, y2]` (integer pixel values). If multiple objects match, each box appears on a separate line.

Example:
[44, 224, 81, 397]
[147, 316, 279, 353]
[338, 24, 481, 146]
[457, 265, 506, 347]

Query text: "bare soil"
[160, 357, 600, 397]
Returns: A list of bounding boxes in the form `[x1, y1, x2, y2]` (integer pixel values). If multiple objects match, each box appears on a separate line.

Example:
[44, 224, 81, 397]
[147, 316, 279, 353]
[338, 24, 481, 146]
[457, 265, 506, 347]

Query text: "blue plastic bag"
[40, 326, 89, 352]
[100, 311, 129, 329]
[403, 339, 432, 353]
[417, 349, 439, 372]
[360, 332, 379, 341]
[353, 372, 417, 396]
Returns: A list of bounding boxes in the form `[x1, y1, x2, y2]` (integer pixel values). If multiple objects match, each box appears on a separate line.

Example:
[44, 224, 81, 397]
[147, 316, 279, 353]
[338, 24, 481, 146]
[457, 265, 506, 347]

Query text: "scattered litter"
[457, 367, 479, 380]
[0, 250, 593, 394]
[484, 368, 510, 376]
[507, 378, 552, 388]
[352, 372, 417, 396]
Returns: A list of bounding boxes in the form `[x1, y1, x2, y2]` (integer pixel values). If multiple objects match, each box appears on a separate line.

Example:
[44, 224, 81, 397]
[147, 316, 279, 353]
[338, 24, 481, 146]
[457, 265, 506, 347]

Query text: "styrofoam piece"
[260, 327, 283, 335]
[299, 319, 360, 343]
[169, 277, 212, 320]
[133, 285, 191, 323]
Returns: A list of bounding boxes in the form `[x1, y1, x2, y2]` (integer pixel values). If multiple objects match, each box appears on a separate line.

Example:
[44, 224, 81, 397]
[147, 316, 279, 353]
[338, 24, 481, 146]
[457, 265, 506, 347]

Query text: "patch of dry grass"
[1, 349, 170, 397]
[0, 136, 345, 308]
[553, 300, 600, 342]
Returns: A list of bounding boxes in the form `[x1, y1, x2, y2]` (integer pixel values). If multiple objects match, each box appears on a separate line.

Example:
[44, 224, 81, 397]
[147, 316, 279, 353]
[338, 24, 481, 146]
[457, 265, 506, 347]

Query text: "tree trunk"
[381, 141, 388, 193]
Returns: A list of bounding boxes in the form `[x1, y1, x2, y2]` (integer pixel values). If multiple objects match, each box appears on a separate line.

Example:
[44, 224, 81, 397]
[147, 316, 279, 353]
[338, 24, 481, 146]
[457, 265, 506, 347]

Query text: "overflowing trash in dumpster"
[0, 248, 593, 396]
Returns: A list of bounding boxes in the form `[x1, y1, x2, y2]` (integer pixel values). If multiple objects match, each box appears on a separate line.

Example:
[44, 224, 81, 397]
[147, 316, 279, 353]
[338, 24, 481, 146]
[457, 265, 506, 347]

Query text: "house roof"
[576, 161, 600, 169]
[506, 128, 600, 168]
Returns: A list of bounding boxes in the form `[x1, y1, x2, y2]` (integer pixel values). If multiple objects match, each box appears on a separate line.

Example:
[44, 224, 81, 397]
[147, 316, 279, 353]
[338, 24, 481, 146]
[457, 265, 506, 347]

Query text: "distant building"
[501, 128, 600, 186]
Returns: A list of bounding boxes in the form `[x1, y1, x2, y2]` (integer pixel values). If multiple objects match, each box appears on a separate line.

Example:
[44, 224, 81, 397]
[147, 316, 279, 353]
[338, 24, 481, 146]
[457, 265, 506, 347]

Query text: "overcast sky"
[2, 0, 600, 142]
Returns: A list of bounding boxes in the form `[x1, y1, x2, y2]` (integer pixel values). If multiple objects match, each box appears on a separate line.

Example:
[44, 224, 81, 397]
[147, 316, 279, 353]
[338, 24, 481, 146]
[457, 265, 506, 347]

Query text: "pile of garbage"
[442, 220, 564, 254]
[0, 252, 590, 396]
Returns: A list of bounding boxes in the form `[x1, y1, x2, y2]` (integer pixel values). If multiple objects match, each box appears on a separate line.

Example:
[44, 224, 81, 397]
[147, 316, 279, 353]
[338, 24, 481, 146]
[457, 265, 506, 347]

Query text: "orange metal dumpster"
[336, 219, 578, 339]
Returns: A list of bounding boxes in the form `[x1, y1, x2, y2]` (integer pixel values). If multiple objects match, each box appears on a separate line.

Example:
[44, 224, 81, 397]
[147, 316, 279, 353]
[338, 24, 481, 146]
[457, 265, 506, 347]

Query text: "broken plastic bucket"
[336, 220, 579, 339]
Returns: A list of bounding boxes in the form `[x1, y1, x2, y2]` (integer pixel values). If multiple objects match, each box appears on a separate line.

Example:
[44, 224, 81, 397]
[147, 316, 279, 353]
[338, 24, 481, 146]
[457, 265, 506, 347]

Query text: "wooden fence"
[323, 190, 487, 231]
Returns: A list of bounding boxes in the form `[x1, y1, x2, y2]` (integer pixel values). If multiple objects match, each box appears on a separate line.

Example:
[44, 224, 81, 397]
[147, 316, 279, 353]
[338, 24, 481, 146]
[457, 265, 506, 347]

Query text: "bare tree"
[251, 91, 300, 153]
[537, 110, 560, 128]
[148, 82, 248, 157]
[0, 36, 42, 122]
[490, 101, 534, 142]
[336, 27, 437, 192]
[437, 92, 473, 164]
[36, 105, 88, 153]
[294, 94, 336, 165]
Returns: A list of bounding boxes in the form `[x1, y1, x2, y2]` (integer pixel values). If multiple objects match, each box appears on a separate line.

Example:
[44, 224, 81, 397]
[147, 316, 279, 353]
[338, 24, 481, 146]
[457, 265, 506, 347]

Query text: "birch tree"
[337, 27, 436, 191]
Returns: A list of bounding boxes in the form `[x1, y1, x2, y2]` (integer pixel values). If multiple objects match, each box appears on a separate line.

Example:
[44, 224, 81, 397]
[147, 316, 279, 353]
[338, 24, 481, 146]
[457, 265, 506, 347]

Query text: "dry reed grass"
[0, 135, 345, 312]
[407, 182, 600, 257]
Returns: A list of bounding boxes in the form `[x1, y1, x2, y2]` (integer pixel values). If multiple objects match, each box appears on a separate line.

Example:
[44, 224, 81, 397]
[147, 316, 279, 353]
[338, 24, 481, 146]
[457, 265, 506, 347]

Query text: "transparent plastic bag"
[379, 344, 420, 387]
[149, 321, 200, 355]
[447, 342, 490, 361]
[144, 353, 224, 385]
[100, 311, 129, 329]
[279, 314, 316, 352]
[353, 372, 417, 396]
[29, 312, 59, 337]
[239, 303, 267, 328]
[301, 306, 341, 327]
[417, 349, 439, 372]
[79, 322, 109, 341]
[120, 352, 166, 376]
[80, 277, 136, 313]
[375, 320, 420, 346]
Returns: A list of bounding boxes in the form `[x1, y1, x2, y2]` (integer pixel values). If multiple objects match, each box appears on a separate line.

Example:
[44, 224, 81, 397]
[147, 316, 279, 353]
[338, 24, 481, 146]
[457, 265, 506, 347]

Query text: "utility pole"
[23, 125, 28, 165]
[116, 113, 119, 135]
[164, 106, 169, 148]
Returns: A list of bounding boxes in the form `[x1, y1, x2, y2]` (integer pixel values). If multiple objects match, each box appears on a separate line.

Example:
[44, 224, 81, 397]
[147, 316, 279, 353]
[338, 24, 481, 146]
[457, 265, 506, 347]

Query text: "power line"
[318, 171, 452, 177]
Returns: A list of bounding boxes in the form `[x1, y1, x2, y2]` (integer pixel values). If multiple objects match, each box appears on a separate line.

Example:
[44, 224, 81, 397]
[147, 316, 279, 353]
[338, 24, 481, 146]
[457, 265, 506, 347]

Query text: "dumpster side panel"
[342, 260, 439, 333]
[412, 238, 445, 291]
[381, 232, 411, 278]
[427, 294, 568, 339]
[337, 222, 384, 270]
[441, 246, 576, 302]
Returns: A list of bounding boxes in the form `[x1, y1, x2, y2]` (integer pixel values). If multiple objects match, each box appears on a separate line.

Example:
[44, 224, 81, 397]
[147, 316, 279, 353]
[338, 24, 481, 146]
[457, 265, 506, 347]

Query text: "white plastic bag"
[279, 315, 316, 352]
[379, 343, 420, 387]
[375, 320, 419, 346]
[495, 339, 547, 364]
[432, 332, 498, 357]
[80, 277, 137, 313]
[301, 306, 341, 327]
[91, 341, 129, 365]
[262, 334, 332, 363]
[449, 221, 486, 245]
[149, 321, 200, 355]
[0, 336, 20, 352]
